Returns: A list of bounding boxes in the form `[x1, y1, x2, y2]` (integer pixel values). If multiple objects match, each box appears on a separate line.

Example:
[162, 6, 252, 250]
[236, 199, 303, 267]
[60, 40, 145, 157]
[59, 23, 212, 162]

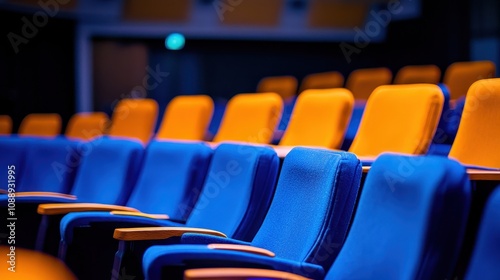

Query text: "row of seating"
[258, 60, 495, 101]
[0, 134, 498, 279]
[4, 79, 500, 169]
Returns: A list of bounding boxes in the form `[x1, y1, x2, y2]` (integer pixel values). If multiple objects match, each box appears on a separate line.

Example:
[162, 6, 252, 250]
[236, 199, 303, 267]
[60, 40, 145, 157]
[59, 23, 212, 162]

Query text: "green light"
[165, 33, 185, 50]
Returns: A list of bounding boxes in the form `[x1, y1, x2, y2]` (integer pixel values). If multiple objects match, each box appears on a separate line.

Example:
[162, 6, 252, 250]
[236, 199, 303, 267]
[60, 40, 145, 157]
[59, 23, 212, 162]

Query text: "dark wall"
[0, 10, 75, 132]
[1, 0, 472, 131]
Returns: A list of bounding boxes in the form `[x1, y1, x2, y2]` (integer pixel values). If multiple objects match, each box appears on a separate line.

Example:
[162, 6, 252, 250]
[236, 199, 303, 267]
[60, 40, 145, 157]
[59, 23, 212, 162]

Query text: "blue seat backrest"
[70, 137, 144, 205]
[327, 153, 471, 280]
[465, 188, 500, 280]
[0, 137, 30, 191]
[250, 148, 362, 270]
[17, 137, 81, 193]
[125, 140, 213, 220]
[185, 143, 279, 241]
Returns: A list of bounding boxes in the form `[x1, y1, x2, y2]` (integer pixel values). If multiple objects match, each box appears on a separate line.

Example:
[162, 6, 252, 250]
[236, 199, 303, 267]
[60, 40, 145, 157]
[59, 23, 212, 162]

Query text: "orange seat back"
[443, 61, 496, 100]
[108, 98, 158, 144]
[349, 84, 444, 157]
[156, 95, 214, 141]
[65, 112, 109, 141]
[279, 89, 354, 149]
[449, 78, 500, 168]
[346, 67, 392, 100]
[299, 71, 344, 92]
[394, 65, 441, 84]
[213, 93, 283, 144]
[19, 113, 61, 137]
[257, 76, 298, 100]
[0, 115, 12, 135]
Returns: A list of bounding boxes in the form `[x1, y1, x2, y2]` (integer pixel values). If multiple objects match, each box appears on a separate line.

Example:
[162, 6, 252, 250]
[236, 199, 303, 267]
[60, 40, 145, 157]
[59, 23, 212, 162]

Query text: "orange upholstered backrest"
[156, 95, 214, 141]
[19, 113, 61, 137]
[65, 112, 109, 141]
[443, 61, 496, 100]
[279, 88, 354, 149]
[213, 93, 283, 144]
[448, 78, 500, 168]
[346, 67, 392, 100]
[349, 84, 444, 157]
[257, 76, 298, 100]
[394, 65, 441, 84]
[299, 71, 345, 92]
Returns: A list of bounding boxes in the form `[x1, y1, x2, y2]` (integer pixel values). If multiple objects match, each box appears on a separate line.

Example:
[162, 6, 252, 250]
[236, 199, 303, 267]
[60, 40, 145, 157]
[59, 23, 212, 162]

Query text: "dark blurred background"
[0, 0, 498, 131]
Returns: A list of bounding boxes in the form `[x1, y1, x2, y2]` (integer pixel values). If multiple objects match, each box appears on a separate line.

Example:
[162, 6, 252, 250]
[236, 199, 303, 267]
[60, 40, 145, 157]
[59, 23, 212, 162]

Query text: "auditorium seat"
[107, 98, 159, 144]
[100, 143, 279, 279]
[299, 71, 344, 92]
[18, 113, 62, 137]
[0, 115, 12, 135]
[464, 188, 500, 280]
[345, 67, 392, 101]
[56, 141, 213, 279]
[348, 84, 444, 158]
[156, 95, 214, 141]
[257, 75, 298, 100]
[182, 153, 471, 280]
[278, 88, 354, 149]
[448, 78, 500, 168]
[394, 64, 441, 84]
[443, 60, 496, 101]
[65, 112, 109, 141]
[0, 137, 29, 193]
[212, 93, 283, 144]
[140, 147, 361, 280]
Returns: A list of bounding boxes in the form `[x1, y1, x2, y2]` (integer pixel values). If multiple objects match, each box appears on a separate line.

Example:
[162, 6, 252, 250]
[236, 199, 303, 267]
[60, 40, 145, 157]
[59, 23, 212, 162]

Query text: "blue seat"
[24, 137, 144, 252]
[0, 137, 31, 193]
[327, 154, 470, 279]
[57, 141, 213, 276]
[464, 188, 500, 280]
[142, 147, 362, 280]
[179, 154, 472, 280]
[0, 137, 82, 248]
[62, 143, 279, 279]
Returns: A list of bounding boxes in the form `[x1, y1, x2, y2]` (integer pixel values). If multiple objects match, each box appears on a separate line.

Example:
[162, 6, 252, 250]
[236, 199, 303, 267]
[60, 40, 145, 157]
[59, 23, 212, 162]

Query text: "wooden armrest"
[14, 192, 77, 200]
[207, 244, 275, 257]
[110, 211, 169, 220]
[184, 268, 311, 280]
[113, 227, 226, 241]
[37, 203, 139, 215]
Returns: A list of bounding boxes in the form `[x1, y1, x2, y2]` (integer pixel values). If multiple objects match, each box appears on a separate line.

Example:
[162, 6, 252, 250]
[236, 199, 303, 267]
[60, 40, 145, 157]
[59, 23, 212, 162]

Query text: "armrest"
[14, 192, 77, 200]
[207, 244, 275, 257]
[184, 268, 310, 280]
[113, 227, 226, 241]
[110, 211, 169, 220]
[37, 203, 139, 215]
[0, 189, 7, 194]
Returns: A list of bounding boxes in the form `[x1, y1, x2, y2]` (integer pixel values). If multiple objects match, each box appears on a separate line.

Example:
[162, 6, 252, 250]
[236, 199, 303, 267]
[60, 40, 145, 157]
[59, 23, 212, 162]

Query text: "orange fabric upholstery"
[65, 112, 109, 141]
[345, 67, 392, 100]
[0, 246, 76, 279]
[349, 84, 444, 157]
[108, 98, 159, 144]
[18, 113, 61, 137]
[0, 115, 12, 135]
[448, 78, 500, 168]
[394, 65, 441, 84]
[213, 93, 283, 144]
[443, 60, 496, 100]
[299, 71, 344, 92]
[156, 95, 213, 141]
[279, 89, 354, 149]
[257, 76, 298, 100]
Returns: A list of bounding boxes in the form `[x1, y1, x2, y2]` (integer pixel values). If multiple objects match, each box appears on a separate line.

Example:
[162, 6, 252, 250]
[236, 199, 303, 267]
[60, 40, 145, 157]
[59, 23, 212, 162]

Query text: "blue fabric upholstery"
[326, 153, 471, 280]
[0, 137, 30, 192]
[142, 147, 362, 280]
[0, 137, 81, 205]
[60, 143, 279, 279]
[60, 140, 213, 244]
[465, 188, 500, 280]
